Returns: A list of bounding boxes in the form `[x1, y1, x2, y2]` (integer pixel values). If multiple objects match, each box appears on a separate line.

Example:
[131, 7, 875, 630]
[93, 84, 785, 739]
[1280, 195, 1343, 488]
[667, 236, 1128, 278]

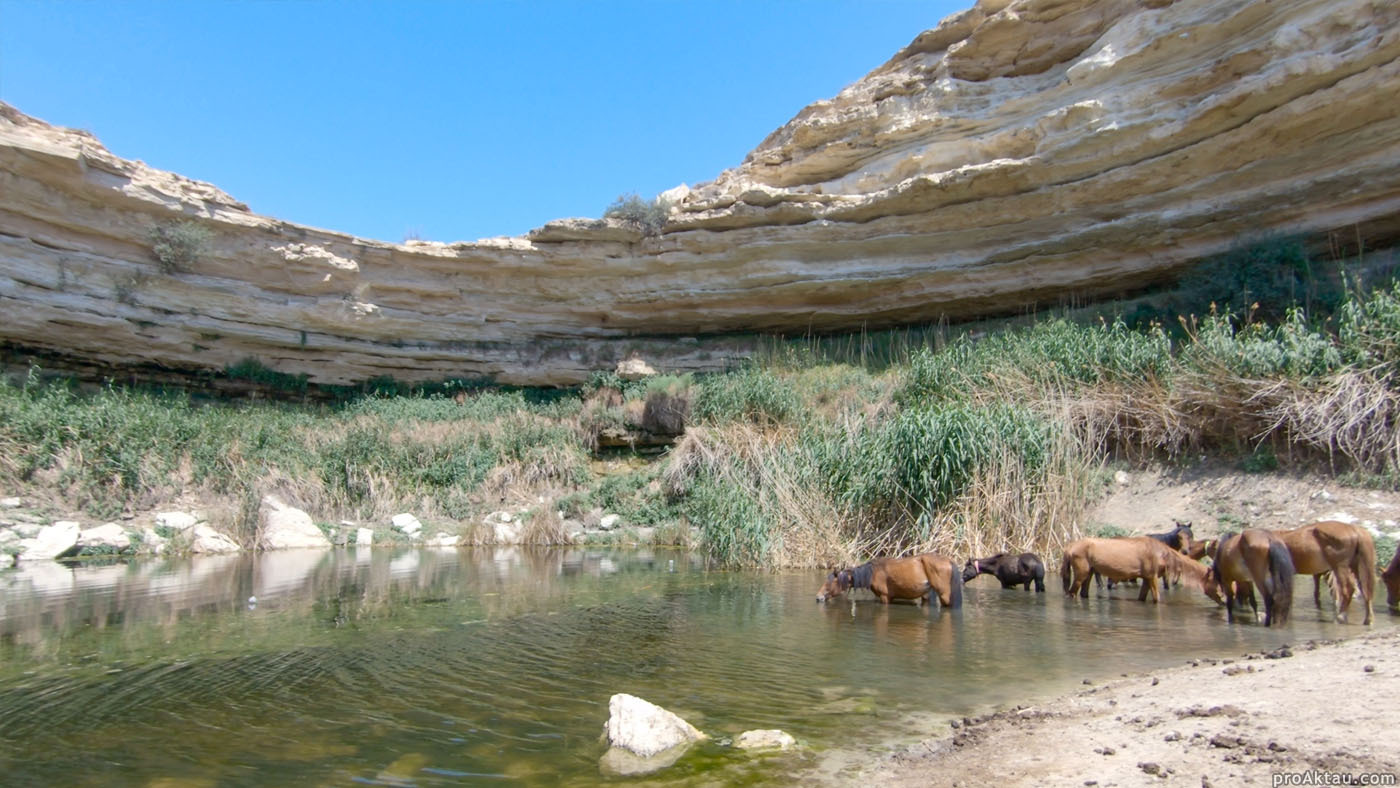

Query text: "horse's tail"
[948, 559, 963, 609]
[1060, 552, 1073, 594]
[1355, 529, 1377, 624]
[1267, 539, 1295, 625]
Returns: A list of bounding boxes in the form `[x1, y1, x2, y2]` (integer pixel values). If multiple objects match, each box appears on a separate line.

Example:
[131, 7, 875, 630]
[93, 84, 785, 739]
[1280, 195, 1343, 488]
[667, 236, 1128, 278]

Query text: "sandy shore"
[858, 629, 1400, 787]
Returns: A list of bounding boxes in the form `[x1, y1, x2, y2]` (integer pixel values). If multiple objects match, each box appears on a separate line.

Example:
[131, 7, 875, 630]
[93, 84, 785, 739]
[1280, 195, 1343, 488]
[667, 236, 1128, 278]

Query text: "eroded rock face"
[3, 0, 1399, 387]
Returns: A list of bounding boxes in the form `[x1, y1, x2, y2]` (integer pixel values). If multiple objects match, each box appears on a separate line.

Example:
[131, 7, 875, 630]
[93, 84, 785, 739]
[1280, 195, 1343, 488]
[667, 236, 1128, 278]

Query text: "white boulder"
[156, 511, 199, 530]
[78, 522, 131, 553]
[16, 521, 81, 561]
[391, 513, 423, 537]
[616, 357, 657, 381]
[599, 514, 622, 530]
[188, 524, 240, 554]
[355, 527, 374, 546]
[259, 495, 332, 550]
[424, 532, 460, 548]
[493, 521, 522, 545]
[604, 693, 706, 759]
[734, 729, 797, 751]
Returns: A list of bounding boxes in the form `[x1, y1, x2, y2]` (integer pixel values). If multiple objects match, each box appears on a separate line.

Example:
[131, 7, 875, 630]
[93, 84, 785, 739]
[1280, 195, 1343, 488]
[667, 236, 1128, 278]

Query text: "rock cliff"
[3, 0, 1399, 387]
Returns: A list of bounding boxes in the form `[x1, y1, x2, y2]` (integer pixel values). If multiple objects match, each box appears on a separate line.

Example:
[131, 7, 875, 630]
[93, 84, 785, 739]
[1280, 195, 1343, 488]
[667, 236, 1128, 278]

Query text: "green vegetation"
[148, 220, 213, 274]
[603, 192, 671, 236]
[7, 238, 1400, 568]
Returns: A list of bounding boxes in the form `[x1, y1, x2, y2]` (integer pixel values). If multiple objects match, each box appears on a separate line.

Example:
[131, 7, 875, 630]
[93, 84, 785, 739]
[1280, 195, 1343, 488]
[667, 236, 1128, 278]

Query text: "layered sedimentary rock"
[3, 0, 1399, 386]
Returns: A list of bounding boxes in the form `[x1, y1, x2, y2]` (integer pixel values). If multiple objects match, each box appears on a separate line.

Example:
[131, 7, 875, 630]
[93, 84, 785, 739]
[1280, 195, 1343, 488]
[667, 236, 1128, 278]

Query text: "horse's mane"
[846, 561, 875, 591]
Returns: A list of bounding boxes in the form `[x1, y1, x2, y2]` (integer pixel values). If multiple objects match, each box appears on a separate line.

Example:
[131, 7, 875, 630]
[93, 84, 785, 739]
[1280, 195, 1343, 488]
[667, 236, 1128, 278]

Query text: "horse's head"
[1172, 519, 1195, 554]
[961, 559, 980, 584]
[1199, 567, 1226, 606]
[816, 568, 851, 602]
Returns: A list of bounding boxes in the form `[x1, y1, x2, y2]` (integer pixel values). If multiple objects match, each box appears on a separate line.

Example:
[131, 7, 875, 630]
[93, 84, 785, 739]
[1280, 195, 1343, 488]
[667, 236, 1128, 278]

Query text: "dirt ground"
[847, 465, 1400, 788]
[862, 630, 1400, 787]
[1085, 462, 1400, 543]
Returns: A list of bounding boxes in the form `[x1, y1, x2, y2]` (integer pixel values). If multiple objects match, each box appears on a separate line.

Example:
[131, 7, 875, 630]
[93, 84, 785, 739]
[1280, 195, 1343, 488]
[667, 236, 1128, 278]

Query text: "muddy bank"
[857, 629, 1400, 787]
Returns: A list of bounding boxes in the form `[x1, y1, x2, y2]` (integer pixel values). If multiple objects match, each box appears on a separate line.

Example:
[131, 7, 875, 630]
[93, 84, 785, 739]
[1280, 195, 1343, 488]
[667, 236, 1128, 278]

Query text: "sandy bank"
[862, 629, 1400, 787]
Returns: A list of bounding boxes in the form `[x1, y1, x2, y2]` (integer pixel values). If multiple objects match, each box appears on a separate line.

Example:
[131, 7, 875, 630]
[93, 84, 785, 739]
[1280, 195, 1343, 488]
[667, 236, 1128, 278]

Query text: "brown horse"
[1273, 521, 1376, 625]
[816, 553, 963, 608]
[1060, 537, 1184, 603]
[1186, 537, 1217, 561]
[1210, 530, 1295, 627]
[1383, 550, 1400, 611]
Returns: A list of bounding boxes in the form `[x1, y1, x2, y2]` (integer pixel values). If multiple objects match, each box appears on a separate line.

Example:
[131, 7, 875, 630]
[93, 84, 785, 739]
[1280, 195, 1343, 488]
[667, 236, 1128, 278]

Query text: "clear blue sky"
[1, 1, 965, 243]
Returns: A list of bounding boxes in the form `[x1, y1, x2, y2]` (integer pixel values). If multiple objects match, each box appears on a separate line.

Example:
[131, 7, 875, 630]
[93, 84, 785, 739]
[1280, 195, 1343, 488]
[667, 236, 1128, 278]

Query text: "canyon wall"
[2, 0, 1399, 387]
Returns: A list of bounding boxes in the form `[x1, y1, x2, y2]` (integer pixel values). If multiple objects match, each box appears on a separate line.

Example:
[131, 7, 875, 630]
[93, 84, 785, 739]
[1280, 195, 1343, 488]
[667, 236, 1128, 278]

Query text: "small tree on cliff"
[604, 193, 671, 237]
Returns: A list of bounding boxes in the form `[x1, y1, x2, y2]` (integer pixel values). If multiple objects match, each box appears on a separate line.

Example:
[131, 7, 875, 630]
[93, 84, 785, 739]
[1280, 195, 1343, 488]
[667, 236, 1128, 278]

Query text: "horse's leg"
[1314, 573, 1324, 609]
[1224, 586, 1236, 623]
[1333, 567, 1356, 624]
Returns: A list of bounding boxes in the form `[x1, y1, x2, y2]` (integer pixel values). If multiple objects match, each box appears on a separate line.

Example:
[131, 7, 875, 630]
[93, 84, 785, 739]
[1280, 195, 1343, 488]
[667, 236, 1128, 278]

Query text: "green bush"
[603, 192, 671, 236]
[148, 220, 212, 274]
[806, 402, 1055, 524]
[898, 318, 1171, 404]
[692, 368, 799, 426]
[685, 477, 774, 567]
[1174, 237, 1340, 320]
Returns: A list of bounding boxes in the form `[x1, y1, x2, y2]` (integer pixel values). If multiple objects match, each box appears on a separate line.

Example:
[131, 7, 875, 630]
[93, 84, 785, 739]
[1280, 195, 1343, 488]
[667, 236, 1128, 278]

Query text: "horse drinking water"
[1209, 529, 1295, 627]
[962, 552, 1046, 591]
[816, 553, 963, 608]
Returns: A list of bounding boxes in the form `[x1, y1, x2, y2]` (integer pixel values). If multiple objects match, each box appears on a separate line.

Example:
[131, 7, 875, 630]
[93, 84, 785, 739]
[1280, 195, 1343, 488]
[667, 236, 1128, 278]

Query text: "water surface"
[0, 548, 1383, 786]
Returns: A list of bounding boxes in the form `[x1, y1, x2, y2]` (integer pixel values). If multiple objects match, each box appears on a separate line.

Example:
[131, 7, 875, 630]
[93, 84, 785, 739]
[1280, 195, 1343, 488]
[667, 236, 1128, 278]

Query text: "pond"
[0, 547, 1383, 786]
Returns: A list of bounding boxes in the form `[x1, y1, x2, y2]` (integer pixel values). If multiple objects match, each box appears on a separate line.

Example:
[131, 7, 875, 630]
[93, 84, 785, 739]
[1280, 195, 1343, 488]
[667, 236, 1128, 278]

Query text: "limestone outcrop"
[3, 0, 1399, 387]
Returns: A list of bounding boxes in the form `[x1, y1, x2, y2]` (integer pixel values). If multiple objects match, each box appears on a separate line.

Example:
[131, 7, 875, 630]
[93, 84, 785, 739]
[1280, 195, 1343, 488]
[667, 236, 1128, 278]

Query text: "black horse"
[1148, 520, 1194, 554]
[962, 552, 1046, 592]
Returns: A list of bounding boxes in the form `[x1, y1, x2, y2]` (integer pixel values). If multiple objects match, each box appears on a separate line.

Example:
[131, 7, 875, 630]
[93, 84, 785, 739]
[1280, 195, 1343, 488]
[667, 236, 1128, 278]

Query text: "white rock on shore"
[78, 522, 131, 553]
[16, 521, 80, 561]
[391, 513, 422, 537]
[188, 524, 240, 554]
[259, 495, 332, 550]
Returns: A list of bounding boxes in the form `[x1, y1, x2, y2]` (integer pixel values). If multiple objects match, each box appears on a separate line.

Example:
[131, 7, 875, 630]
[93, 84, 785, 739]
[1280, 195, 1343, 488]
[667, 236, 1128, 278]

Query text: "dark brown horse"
[1060, 537, 1183, 603]
[816, 553, 963, 608]
[962, 552, 1046, 592]
[1148, 520, 1195, 555]
[1273, 521, 1376, 625]
[1209, 529, 1295, 627]
[1383, 550, 1400, 611]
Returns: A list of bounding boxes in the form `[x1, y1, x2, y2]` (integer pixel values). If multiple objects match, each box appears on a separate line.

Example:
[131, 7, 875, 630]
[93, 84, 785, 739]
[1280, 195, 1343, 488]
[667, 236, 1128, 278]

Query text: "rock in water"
[734, 729, 797, 750]
[603, 693, 707, 759]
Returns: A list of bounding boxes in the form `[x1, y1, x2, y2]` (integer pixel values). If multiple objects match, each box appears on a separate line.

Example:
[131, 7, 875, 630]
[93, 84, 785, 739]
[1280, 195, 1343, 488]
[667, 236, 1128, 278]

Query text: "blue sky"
[1, 1, 965, 243]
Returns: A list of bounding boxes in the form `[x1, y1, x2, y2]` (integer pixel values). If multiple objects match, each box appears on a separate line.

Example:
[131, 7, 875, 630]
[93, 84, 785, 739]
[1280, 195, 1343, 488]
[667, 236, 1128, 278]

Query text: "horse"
[1209, 529, 1295, 627]
[1186, 537, 1216, 561]
[1383, 550, 1400, 611]
[1059, 537, 1184, 603]
[962, 552, 1046, 591]
[1148, 520, 1195, 555]
[816, 553, 963, 609]
[1273, 521, 1376, 625]
[1095, 521, 1194, 591]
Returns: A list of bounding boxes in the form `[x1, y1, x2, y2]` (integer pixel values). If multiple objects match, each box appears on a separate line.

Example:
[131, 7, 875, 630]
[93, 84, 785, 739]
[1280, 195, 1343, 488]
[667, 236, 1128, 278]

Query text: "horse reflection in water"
[815, 553, 963, 609]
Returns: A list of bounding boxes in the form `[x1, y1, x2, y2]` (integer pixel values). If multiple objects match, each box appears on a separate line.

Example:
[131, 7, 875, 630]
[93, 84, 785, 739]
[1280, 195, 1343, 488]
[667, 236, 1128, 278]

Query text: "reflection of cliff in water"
[0, 547, 695, 666]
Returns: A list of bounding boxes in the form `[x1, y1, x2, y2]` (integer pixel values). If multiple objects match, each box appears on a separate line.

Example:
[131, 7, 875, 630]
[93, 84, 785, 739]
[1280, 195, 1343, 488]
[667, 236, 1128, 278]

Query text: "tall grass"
[8, 244, 1400, 569]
